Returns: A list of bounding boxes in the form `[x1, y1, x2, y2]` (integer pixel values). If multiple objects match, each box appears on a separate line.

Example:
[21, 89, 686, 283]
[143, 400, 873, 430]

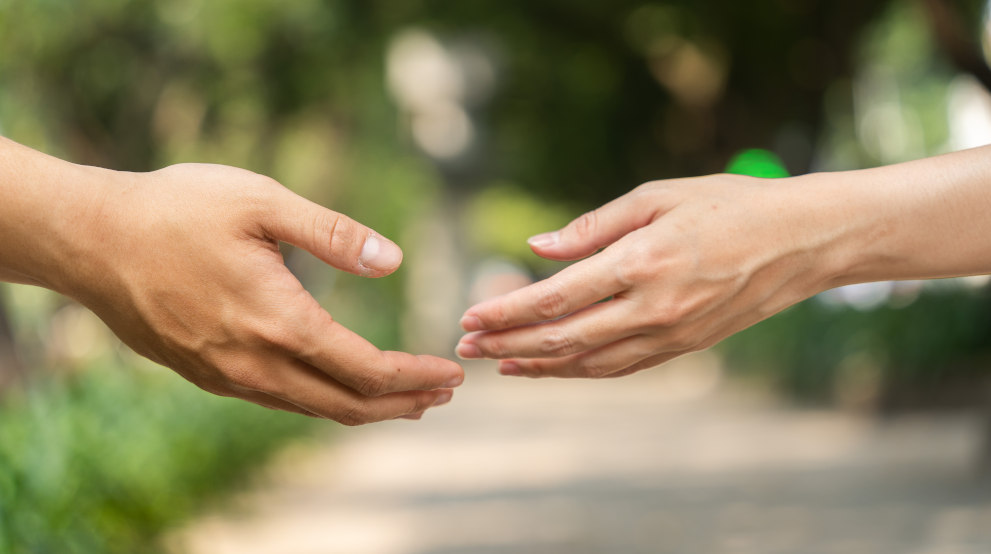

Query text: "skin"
[0, 137, 463, 424]
[457, 145, 991, 378]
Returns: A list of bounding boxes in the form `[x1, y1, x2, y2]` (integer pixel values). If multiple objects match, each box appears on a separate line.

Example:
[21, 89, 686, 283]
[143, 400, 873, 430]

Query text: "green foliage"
[725, 149, 789, 178]
[721, 286, 991, 402]
[0, 366, 312, 554]
[464, 184, 575, 272]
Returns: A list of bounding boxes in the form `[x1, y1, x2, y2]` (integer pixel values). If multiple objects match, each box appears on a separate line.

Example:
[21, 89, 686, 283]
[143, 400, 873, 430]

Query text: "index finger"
[460, 252, 625, 332]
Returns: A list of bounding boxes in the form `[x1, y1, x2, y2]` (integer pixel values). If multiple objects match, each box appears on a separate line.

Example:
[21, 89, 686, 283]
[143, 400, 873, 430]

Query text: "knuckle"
[230, 365, 285, 396]
[326, 213, 360, 256]
[569, 210, 598, 240]
[354, 369, 389, 398]
[534, 285, 568, 320]
[615, 258, 651, 288]
[485, 304, 512, 330]
[648, 302, 688, 328]
[255, 322, 299, 353]
[478, 336, 508, 358]
[408, 392, 435, 414]
[634, 180, 661, 192]
[650, 308, 679, 328]
[636, 179, 671, 196]
[514, 363, 541, 378]
[664, 331, 697, 352]
[540, 329, 577, 356]
[335, 401, 372, 427]
[577, 358, 614, 379]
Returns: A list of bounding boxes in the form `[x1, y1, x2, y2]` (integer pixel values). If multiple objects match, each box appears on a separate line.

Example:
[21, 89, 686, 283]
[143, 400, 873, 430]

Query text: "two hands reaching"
[5, 136, 991, 424]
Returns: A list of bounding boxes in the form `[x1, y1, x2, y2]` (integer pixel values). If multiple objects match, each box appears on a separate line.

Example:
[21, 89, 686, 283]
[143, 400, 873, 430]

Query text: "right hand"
[456, 173, 843, 378]
[60, 163, 463, 424]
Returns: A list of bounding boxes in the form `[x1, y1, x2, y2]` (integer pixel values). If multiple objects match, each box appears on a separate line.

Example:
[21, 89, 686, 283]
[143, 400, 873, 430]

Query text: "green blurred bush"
[0, 366, 312, 554]
[721, 285, 991, 406]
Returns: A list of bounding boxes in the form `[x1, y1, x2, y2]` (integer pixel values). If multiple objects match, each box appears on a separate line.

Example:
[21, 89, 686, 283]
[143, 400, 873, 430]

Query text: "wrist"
[45, 164, 133, 301]
[769, 170, 891, 295]
[0, 138, 129, 298]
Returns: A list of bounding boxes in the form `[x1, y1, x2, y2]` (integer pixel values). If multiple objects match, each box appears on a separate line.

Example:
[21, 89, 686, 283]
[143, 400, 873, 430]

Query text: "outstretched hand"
[457, 174, 840, 378]
[64, 163, 463, 423]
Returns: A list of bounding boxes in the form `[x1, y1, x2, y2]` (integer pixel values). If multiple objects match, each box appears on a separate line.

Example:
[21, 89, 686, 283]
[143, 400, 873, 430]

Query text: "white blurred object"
[946, 74, 991, 151]
[401, 205, 465, 356]
[387, 30, 466, 111]
[819, 281, 895, 311]
[853, 65, 925, 164]
[467, 258, 533, 306]
[410, 102, 473, 160]
[386, 29, 497, 161]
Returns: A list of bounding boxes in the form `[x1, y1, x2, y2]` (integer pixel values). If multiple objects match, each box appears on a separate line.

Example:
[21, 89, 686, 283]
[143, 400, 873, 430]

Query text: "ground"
[168, 353, 991, 554]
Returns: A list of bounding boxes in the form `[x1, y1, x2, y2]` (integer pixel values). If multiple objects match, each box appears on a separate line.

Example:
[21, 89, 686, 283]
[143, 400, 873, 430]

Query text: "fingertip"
[358, 234, 403, 277]
[413, 354, 464, 388]
[432, 389, 454, 407]
[527, 231, 560, 250]
[455, 338, 482, 360]
[443, 371, 465, 388]
[460, 313, 484, 332]
[528, 231, 586, 261]
[499, 360, 522, 376]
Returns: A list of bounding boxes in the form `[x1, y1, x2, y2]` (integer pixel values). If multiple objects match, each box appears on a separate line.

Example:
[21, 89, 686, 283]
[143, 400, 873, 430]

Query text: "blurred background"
[2, 0, 991, 552]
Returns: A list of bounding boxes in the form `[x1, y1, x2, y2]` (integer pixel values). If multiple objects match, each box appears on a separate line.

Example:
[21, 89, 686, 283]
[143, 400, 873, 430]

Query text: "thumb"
[527, 189, 657, 261]
[264, 189, 402, 277]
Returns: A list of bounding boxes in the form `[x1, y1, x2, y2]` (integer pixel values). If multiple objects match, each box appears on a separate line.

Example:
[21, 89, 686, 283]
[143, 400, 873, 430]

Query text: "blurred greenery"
[464, 184, 574, 273]
[0, 366, 312, 554]
[3, 0, 991, 549]
[725, 149, 789, 178]
[721, 285, 991, 406]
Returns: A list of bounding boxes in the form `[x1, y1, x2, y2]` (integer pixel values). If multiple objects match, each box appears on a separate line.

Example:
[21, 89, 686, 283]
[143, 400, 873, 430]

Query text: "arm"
[456, 145, 991, 378]
[0, 136, 463, 423]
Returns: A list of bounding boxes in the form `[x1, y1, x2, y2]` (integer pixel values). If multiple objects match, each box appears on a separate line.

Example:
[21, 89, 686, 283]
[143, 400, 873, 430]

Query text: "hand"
[456, 173, 845, 378]
[62, 163, 463, 423]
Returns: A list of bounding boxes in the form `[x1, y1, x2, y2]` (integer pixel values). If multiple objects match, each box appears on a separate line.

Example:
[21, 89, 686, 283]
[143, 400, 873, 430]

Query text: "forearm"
[803, 145, 991, 289]
[0, 137, 115, 293]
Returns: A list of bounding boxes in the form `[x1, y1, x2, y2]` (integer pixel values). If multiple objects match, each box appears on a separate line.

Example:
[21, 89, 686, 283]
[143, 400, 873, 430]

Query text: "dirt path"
[169, 354, 991, 554]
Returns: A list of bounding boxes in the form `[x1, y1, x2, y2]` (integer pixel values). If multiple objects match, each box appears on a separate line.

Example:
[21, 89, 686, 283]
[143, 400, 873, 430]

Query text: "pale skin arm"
[456, 145, 991, 378]
[0, 136, 463, 423]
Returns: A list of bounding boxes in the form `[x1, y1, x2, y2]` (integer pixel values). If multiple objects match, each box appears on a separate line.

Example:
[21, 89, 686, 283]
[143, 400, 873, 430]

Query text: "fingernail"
[455, 341, 482, 360]
[499, 361, 522, 376]
[358, 234, 403, 274]
[432, 390, 453, 407]
[460, 314, 483, 332]
[527, 231, 559, 249]
[399, 412, 423, 420]
[443, 374, 464, 388]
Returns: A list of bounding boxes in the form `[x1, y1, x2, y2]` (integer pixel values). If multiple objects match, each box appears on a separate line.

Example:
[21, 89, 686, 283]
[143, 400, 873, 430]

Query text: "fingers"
[494, 314, 743, 380]
[262, 187, 403, 277]
[496, 337, 691, 379]
[460, 253, 625, 333]
[496, 335, 657, 379]
[263, 360, 454, 425]
[298, 318, 464, 397]
[526, 185, 663, 262]
[456, 298, 639, 360]
[237, 389, 326, 418]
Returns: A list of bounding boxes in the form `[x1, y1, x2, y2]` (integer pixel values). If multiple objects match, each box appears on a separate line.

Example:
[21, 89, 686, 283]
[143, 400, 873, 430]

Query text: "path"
[168, 353, 991, 554]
